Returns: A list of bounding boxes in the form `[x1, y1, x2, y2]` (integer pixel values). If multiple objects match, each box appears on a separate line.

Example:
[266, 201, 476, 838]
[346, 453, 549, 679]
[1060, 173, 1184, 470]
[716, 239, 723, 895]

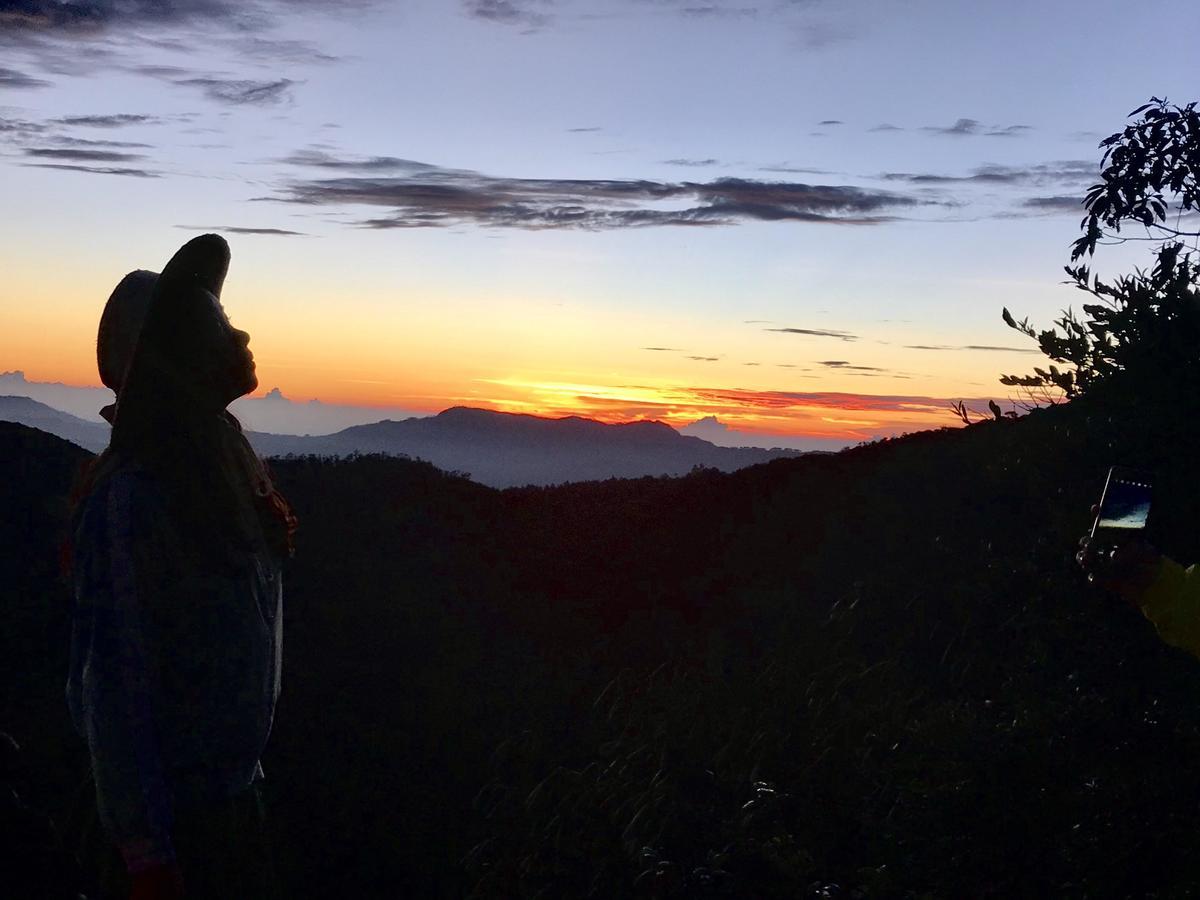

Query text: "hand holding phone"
[1090, 467, 1154, 541]
[1078, 466, 1161, 601]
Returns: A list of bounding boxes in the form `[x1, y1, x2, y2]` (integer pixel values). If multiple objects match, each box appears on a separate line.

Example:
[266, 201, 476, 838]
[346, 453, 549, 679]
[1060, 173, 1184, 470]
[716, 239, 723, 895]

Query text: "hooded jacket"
[67, 235, 284, 873]
[67, 447, 283, 873]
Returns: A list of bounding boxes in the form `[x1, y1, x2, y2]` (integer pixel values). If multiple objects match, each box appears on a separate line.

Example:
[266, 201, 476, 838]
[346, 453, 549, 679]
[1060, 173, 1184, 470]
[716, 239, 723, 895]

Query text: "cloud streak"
[0, 64, 49, 87]
[0, 0, 367, 36]
[881, 161, 1095, 188]
[24, 162, 158, 177]
[686, 387, 985, 415]
[175, 224, 306, 236]
[177, 77, 296, 105]
[462, 0, 550, 29]
[920, 118, 1033, 137]
[818, 360, 885, 372]
[270, 154, 922, 230]
[51, 113, 159, 127]
[766, 326, 857, 341]
[1019, 195, 1084, 213]
[25, 146, 144, 162]
[903, 343, 1041, 353]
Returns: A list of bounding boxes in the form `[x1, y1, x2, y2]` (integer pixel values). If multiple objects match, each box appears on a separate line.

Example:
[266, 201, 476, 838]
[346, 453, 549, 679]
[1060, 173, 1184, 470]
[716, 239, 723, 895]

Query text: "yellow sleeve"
[1138, 558, 1200, 659]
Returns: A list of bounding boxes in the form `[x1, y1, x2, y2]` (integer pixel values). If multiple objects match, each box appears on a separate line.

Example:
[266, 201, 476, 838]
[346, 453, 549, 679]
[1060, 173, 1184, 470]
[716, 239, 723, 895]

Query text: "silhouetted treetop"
[1001, 98, 1200, 400]
[1073, 97, 1200, 261]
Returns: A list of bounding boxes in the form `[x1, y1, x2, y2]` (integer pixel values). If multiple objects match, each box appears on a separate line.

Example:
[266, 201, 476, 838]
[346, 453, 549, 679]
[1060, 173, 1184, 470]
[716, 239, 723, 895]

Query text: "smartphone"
[1091, 466, 1154, 541]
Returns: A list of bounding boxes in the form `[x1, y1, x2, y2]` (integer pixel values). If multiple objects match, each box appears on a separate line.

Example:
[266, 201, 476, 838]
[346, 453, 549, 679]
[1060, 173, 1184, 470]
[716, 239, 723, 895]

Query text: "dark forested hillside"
[6, 379, 1200, 897]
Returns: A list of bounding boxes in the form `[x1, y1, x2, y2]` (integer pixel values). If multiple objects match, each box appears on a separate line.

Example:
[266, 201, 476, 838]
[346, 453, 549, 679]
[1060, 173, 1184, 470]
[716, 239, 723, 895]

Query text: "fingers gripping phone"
[1091, 466, 1154, 546]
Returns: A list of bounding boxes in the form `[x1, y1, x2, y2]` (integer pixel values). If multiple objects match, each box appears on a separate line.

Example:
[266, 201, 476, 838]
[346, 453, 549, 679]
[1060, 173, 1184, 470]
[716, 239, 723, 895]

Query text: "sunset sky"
[2, 0, 1197, 448]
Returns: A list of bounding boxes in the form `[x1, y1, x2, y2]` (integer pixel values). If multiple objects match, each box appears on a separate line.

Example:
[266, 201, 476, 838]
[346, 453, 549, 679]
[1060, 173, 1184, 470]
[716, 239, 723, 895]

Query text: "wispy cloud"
[766, 327, 858, 341]
[920, 118, 1033, 138]
[881, 161, 1095, 187]
[642, 346, 685, 351]
[281, 150, 440, 172]
[51, 135, 150, 148]
[0, 115, 46, 134]
[663, 157, 722, 167]
[686, 387, 977, 414]
[986, 124, 1033, 137]
[0, 65, 49, 87]
[686, 355, 721, 362]
[270, 154, 922, 230]
[230, 36, 340, 64]
[175, 224, 306, 236]
[177, 77, 297, 105]
[818, 360, 885, 371]
[1019, 195, 1084, 213]
[758, 164, 832, 175]
[903, 343, 1040, 353]
[0, 0, 232, 33]
[0, 1, 365, 86]
[24, 162, 158, 177]
[51, 113, 160, 127]
[0, 0, 371, 37]
[869, 123, 902, 132]
[25, 146, 144, 162]
[680, 5, 758, 20]
[462, 0, 551, 29]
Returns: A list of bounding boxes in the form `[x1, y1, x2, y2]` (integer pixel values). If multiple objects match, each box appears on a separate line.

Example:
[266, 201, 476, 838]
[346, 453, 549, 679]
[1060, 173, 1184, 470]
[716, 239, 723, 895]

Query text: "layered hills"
[6, 380, 1200, 896]
[0, 396, 806, 487]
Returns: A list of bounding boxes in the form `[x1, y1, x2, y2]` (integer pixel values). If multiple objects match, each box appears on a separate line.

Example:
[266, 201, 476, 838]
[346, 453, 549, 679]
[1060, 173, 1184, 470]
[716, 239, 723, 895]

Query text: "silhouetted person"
[68, 235, 296, 900]
[1078, 517, 1200, 657]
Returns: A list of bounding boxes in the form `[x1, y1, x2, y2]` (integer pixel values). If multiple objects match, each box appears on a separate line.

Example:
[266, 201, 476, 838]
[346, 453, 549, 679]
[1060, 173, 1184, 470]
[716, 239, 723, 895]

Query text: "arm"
[74, 472, 177, 873]
[1136, 558, 1200, 659]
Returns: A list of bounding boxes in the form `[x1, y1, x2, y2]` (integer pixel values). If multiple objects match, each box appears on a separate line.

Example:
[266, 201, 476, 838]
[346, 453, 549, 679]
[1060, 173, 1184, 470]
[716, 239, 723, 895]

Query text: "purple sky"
[1, 0, 1197, 447]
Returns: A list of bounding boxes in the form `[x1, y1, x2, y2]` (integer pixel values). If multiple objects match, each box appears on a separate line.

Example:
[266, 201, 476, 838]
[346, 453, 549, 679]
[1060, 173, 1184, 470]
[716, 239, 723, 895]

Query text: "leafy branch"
[1072, 97, 1200, 261]
[1001, 98, 1200, 400]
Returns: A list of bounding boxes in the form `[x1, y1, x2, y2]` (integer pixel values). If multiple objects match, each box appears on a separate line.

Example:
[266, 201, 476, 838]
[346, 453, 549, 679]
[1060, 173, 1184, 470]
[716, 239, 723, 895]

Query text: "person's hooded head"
[84, 235, 292, 567]
[110, 234, 258, 423]
[97, 270, 156, 422]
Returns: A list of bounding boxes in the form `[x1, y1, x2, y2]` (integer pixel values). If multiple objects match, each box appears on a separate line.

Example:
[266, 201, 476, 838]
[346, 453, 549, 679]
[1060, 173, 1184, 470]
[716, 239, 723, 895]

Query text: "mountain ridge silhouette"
[1, 396, 812, 487]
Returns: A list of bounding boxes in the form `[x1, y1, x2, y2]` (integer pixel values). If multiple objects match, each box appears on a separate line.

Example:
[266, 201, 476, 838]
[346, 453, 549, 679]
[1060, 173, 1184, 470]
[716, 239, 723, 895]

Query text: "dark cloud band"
[269, 155, 921, 231]
[51, 113, 159, 127]
[25, 146, 143, 162]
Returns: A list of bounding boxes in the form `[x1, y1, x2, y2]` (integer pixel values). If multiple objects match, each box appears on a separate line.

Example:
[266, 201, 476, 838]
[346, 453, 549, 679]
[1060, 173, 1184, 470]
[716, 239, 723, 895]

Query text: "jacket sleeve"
[70, 472, 176, 873]
[1137, 557, 1200, 660]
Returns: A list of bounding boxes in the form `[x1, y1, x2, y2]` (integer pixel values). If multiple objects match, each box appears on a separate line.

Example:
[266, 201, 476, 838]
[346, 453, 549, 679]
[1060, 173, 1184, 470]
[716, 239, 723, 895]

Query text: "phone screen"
[1094, 469, 1153, 533]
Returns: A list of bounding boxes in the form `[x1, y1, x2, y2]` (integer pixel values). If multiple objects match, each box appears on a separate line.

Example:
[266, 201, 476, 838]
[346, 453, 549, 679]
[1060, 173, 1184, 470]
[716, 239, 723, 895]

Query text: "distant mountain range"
[0, 395, 111, 453]
[0, 396, 811, 488]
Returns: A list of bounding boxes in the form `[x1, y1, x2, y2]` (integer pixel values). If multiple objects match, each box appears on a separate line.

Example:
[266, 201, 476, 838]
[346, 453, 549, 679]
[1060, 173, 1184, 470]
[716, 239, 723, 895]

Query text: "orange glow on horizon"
[464, 377, 964, 441]
[3, 270, 975, 443]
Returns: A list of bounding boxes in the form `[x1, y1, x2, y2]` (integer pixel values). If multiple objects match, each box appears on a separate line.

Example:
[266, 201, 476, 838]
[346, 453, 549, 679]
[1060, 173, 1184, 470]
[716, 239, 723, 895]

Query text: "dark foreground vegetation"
[4, 99, 1200, 898]
[5, 363, 1200, 897]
